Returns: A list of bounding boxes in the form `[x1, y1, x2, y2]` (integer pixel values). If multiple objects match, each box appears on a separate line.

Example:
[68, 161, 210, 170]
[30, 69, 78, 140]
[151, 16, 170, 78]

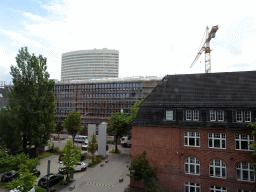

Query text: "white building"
[61, 48, 119, 82]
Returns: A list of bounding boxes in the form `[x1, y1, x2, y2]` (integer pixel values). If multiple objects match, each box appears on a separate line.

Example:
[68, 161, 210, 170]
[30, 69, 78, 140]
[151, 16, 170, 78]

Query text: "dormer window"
[236, 111, 251, 122]
[210, 110, 224, 121]
[186, 110, 199, 121]
[166, 110, 174, 120]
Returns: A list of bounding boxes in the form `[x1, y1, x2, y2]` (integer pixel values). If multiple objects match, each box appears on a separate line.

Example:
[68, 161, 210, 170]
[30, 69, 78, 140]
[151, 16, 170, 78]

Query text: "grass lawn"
[37, 151, 53, 159]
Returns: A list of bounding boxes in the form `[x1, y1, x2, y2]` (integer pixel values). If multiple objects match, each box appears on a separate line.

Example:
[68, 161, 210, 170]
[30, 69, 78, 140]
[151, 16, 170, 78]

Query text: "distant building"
[61, 48, 119, 82]
[131, 71, 256, 192]
[53, 76, 161, 127]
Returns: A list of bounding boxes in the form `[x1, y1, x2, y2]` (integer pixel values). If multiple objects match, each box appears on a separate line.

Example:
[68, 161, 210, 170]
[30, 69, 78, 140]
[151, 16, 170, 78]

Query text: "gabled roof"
[140, 71, 256, 108]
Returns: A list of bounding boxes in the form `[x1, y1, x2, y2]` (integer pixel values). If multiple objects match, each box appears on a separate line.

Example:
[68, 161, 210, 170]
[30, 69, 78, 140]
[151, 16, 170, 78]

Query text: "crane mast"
[190, 25, 219, 73]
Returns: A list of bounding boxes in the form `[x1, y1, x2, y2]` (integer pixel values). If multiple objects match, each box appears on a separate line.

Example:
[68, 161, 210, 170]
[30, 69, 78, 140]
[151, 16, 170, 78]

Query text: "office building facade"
[61, 48, 119, 82]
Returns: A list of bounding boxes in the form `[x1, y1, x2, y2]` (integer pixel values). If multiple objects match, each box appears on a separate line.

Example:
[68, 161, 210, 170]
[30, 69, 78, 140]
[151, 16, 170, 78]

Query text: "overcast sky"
[0, 0, 255, 83]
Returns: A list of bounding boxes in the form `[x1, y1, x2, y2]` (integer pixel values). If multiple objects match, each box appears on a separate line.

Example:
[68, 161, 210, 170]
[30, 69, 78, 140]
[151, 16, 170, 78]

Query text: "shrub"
[58, 179, 67, 185]
[35, 186, 46, 192]
[109, 149, 121, 154]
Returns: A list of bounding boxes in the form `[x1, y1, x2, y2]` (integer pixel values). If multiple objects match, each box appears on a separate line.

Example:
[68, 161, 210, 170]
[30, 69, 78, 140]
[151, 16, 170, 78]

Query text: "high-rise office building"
[61, 48, 119, 82]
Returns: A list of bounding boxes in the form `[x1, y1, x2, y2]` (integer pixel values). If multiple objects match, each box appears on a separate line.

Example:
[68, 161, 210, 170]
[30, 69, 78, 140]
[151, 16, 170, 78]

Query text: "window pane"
[236, 141, 240, 149]
[190, 165, 195, 173]
[196, 138, 200, 146]
[189, 138, 195, 146]
[209, 139, 212, 147]
[216, 167, 220, 176]
[196, 165, 199, 174]
[222, 168, 226, 177]
[243, 170, 248, 180]
[222, 140, 226, 148]
[241, 141, 248, 150]
[185, 164, 188, 172]
[214, 140, 220, 148]
[210, 167, 214, 176]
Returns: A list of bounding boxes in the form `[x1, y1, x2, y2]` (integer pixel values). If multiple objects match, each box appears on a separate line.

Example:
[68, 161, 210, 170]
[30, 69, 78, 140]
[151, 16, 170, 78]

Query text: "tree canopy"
[107, 99, 143, 152]
[61, 139, 81, 182]
[6, 47, 56, 156]
[63, 110, 82, 145]
[127, 151, 159, 192]
[87, 133, 98, 163]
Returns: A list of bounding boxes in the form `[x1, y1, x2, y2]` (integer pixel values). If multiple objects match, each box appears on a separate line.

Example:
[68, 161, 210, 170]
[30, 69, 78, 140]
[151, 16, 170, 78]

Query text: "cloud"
[0, 29, 42, 48]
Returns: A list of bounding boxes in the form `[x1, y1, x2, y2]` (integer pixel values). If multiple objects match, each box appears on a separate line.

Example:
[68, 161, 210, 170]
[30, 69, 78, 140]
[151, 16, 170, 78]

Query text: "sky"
[0, 0, 256, 83]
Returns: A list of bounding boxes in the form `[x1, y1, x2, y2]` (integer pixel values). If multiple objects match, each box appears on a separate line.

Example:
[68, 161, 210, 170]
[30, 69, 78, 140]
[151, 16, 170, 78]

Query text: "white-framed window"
[236, 111, 251, 122]
[210, 110, 216, 121]
[217, 111, 224, 121]
[210, 185, 227, 192]
[184, 182, 200, 192]
[193, 110, 199, 121]
[210, 110, 224, 121]
[209, 133, 226, 149]
[186, 110, 192, 120]
[166, 110, 173, 120]
[244, 111, 251, 122]
[186, 110, 199, 121]
[237, 162, 255, 182]
[235, 135, 254, 151]
[210, 159, 226, 178]
[238, 190, 251, 192]
[184, 132, 200, 147]
[185, 157, 200, 175]
[236, 111, 243, 122]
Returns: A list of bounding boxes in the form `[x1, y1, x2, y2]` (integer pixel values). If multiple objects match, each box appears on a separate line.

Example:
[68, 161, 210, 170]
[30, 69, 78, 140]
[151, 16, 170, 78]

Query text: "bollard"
[119, 178, 123, 182]
[100, 163, 104, 167]
[105, 159, 109, 163]
[69, 185, 75, 191]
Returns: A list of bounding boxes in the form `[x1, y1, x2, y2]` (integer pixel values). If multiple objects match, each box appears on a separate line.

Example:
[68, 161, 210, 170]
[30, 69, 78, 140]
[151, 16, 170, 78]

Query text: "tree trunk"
[23, 134, 27, 154]
[58, 132, 60, 142]
[115, 135, 118, 153]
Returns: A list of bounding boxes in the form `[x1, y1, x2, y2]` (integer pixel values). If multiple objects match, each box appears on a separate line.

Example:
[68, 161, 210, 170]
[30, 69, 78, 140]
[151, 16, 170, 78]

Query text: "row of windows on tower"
[54, 83, 141, 90]
[166, 110, 252, 122]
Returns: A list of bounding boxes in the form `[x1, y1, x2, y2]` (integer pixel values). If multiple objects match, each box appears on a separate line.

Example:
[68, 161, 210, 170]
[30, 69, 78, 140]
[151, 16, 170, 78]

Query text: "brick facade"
[131, 125, 256, 191]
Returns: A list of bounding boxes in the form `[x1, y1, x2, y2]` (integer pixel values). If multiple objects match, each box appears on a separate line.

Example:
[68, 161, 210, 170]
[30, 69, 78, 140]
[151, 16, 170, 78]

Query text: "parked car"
[59, 154, 87, 162]
[10, 187, 35, 192]
[58, 161, 87, 174]
[1, 169, 40, 182]
[38, 173, 64, 188]
[1, 170, 20, 182]
[74, 135, 88, 143]
[82, 140, 88, 151]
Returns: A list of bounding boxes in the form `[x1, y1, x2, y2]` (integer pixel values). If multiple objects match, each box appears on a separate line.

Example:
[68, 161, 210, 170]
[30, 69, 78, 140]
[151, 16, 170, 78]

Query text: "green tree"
[8, 164, 37, 192]
[248, 121, 256, 167]
[61, 139, 81, 182]
[7, 47, 56, 156]
[107, 112, 130, 153]
[126, 99, 144, 123]
[127, 151, 159, 192]
[0, 107, 22, 155]
[63, 110, 82, 145]
[55, 121, 63, 141]
[87, 133, 98, 163]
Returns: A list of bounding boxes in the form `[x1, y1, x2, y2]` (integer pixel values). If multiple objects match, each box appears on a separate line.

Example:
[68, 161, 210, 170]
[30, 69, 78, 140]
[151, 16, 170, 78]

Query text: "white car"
[82, 140, 88, 151]
[58, 162, 87, 174]
[10, 187, 35, 192]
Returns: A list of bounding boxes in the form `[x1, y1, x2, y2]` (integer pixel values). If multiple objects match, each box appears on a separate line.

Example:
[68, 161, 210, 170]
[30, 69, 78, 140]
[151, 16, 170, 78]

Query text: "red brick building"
[131, 71, 256, 192]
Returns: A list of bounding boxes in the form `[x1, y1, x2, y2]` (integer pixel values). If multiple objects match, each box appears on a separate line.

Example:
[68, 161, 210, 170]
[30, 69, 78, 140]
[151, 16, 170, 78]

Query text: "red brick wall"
[131, 125, 256, 191]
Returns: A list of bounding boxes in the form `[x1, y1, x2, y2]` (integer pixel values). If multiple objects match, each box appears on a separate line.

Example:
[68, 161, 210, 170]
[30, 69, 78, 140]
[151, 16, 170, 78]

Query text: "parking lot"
[0, 138, 131, 192]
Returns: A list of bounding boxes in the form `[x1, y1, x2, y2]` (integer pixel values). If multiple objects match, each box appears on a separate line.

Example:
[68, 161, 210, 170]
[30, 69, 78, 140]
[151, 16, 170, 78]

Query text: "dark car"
[1, 169, 41, 182]
[1, 170, 20, 182]
[38, 173, 64, 188]
[59, 154, 87, 162]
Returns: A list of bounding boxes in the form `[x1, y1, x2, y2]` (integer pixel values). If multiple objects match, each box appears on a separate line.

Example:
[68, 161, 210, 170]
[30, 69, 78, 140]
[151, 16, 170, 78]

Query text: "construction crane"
[190, 25, 219, 73]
